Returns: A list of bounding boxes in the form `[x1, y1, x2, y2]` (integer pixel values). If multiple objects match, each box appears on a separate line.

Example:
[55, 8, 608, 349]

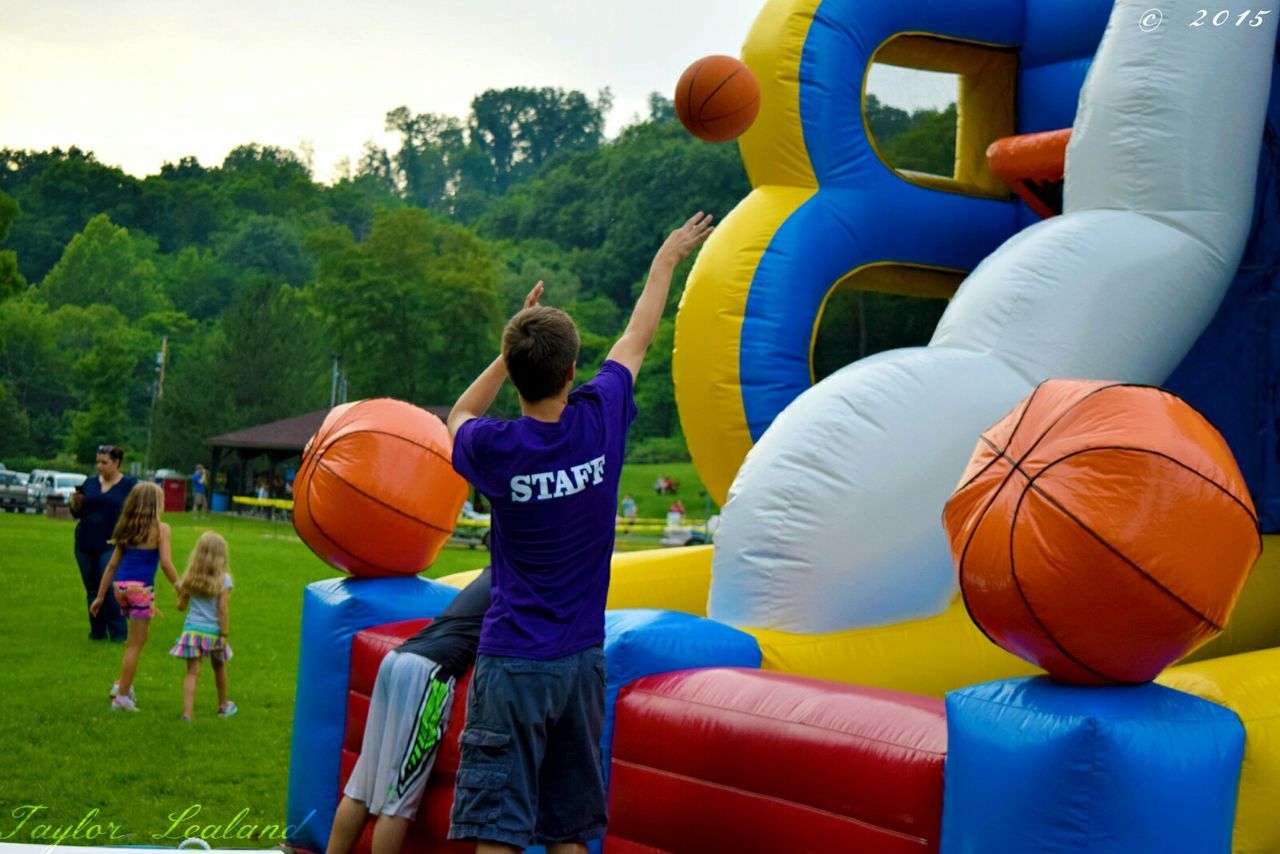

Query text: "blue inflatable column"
[602, 609, 763, 788]
[942, 677, 1244, 853]
[575, 609, 762, 854]
[286, 576, 460, 852]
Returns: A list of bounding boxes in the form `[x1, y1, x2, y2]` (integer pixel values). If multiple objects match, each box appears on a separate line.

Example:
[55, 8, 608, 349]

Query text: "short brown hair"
[502, 306, 580, 402]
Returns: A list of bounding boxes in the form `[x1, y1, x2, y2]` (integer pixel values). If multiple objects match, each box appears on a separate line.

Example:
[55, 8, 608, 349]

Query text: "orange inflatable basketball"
[675, 55, 761, 143]
[943, 380, 1261, 685]
[293, 399, 468, 577]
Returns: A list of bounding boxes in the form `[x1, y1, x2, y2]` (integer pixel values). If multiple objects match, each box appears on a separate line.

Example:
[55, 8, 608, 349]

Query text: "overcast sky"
[1, 1, 957, 181]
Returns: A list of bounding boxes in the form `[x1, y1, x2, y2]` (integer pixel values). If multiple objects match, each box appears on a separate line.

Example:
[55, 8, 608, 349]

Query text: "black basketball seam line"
[1010, 444, 1261, 629]
[314, 457, 457, 535]
[309, 400, 452, 461]
[295, 428, 452, 526]
[1025, 478, 1224, 632]
[292, 413, 458, 574]
[303, 477, 438, 577]
[295, 451, 368, 573]
[309, 428, 454, 469]
[1007, 482, 1144, 685]
[1069, 445, 1258, 533]
[297, 444, 433, 576]
[699, 95, 760, 124]
[953, 382, 1253, 673]
[684, 57, 708, 128]
[954, 382, 1137, 587]
[297, 440, 455, 575]
[980, 393, 1260, 537]
[312, 401, 365, 449]
[953, 435, 1012, 652]
[953, 382, 1165, 662]
[306, 498, 406, 577]
[291, 400, 370, 515]
[955, 381, 1107, 617]
[951, 383, 1045, 498]
[697, 64, 743, 116]
[950, 381, 1045, 648]
[948, 381, 1048, 535]
[299, 502, 378, 575]
[971, 439, 1258, 652]
[996, 441, 1261, 552]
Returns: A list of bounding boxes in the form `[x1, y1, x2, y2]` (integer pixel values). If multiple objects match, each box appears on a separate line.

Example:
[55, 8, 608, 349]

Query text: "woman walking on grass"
[90, 482, 182, 712]
[170, 531, 237, 720]
[70, 444, 137, 642]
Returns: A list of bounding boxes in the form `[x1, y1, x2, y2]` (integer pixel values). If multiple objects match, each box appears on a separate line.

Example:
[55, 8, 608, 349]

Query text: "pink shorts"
[114, 581, 155, 619]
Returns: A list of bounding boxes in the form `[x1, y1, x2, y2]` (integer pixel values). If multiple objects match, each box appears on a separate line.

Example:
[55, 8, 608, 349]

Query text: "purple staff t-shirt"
[452, 360, 637, 660]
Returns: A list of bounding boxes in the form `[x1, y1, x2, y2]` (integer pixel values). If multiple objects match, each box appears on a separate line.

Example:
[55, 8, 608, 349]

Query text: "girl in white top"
[170, 531, 236, 720]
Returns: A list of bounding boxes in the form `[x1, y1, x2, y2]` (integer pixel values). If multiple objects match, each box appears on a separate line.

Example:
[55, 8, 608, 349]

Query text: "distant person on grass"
[171, 531, 237, 720]
[191, 463, 208, 514]
[90, 482, 183, 712]
[445, 211, 713, 852]
[70, 444, 137, 642]
[327, 568, 492, 854]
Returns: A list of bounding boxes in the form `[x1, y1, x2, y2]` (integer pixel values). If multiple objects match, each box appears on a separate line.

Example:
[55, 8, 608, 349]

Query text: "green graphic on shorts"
[397, 676, 449, 794]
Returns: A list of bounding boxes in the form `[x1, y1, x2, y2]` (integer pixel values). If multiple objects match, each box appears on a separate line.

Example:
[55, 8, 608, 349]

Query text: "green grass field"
[615, 462, 719, 520]
[0, 511, 488, 848]
[0, 461, 711, 847]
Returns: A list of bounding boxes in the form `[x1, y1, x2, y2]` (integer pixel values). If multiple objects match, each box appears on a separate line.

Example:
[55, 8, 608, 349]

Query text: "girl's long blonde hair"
[181, 531, 229, 598]
[110, 482, 162, 547]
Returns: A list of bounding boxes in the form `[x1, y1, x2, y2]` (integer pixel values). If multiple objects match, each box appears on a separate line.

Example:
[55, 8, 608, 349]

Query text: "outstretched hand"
[655, 212, 715, 268]
[523, 280, 545, 310]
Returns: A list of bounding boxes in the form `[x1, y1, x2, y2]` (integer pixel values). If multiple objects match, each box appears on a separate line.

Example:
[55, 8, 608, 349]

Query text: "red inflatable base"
[342, 628, 949, 853]
[608, 668, 948, 853]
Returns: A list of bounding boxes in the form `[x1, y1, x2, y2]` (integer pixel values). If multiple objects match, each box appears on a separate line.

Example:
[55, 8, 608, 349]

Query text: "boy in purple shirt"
[446, 212, 714, 853]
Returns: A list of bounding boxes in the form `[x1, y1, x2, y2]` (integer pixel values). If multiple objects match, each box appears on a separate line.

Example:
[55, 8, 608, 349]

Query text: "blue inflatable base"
[942, 677, 1244, 853]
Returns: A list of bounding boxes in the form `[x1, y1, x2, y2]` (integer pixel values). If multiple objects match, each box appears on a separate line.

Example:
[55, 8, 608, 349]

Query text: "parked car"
[660, 514, 720, 548]
[28, 470, 87, 508]
[0, 471, 27, 512]
[26, 469, 53, 510]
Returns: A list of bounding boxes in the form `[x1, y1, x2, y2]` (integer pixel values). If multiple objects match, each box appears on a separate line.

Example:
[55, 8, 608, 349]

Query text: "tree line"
[0, 87, 955, 474]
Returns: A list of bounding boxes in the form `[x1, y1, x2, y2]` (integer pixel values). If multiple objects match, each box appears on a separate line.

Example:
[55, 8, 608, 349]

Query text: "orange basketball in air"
[675, 55, 761, 143]
[293, 399, 468, 578]
[943, 380, 1261, 686]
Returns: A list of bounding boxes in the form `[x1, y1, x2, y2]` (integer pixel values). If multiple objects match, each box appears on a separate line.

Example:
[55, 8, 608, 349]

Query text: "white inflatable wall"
[710, 0, 1278, 632]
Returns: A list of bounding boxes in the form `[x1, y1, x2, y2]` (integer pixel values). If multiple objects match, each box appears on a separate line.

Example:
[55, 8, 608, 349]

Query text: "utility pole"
[145, 337, 167, 473]
[157, 336, 168, 397]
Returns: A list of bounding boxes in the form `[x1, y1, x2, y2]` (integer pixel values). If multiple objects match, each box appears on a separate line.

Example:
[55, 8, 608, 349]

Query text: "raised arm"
[607, 212, 714, 380]
[448, 281, 544, 438]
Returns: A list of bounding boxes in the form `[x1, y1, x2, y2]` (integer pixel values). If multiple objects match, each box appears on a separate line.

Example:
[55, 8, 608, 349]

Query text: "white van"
[26, 469, 54, 510]
[29, 470, 86, 508]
